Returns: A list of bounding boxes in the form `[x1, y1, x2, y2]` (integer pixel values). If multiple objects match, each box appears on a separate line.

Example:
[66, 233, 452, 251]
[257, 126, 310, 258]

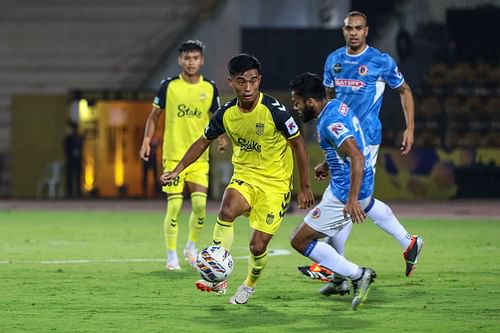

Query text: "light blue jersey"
[323, 46, 404, 145]
[317, 99, 374, 203]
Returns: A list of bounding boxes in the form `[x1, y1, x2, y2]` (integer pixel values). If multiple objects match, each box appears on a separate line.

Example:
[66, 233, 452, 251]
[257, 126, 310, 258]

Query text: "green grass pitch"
[1, 209, 499, 332]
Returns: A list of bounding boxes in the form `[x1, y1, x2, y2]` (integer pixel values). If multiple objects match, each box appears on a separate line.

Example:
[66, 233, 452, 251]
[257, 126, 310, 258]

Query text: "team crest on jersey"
[329, 122, 349, 138]
[199, 92, 207, 101]
[333, 63, 342, 73]
[338, 103, 348, 116]
[266, 213, 275, 225]
[285, 117, 299, 136]
[358, 65, 368, 76]
[311, 207, 321, 219]
[255, 123, 264, 135]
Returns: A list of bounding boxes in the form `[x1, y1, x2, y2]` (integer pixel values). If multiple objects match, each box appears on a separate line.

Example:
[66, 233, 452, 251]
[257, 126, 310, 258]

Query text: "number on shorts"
[165, 176, 180, 186]
[230, 178, 244, 186]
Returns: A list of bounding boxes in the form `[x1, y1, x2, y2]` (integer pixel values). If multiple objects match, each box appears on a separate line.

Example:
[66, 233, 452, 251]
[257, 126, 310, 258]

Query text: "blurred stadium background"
[1, 0, 500, 203]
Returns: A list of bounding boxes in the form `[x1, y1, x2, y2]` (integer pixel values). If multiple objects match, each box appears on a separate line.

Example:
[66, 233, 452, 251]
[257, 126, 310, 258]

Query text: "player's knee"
[192, 204, 205, 217]
[249, 241, 267, 256]
[190, 193, 207, 216]
[167, 195, 183, 215]
[369, 199, 395, 221]
[290, 235, 306, 254]
[218, 207, 238, 222]
[289, 224, 309, 253]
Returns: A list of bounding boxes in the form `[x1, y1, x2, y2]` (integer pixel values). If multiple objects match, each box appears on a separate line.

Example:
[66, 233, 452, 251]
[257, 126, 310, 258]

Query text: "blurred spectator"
[64, 122, 83, 198]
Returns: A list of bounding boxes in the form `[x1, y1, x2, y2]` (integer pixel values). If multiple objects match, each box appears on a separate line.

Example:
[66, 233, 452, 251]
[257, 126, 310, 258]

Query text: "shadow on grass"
[191, 303, 375, 331]
[131, 269, 199, 281]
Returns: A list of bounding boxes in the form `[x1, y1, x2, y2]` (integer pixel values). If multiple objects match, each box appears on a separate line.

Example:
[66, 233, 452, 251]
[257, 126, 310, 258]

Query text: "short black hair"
[228, 53, 261, 76]
[179, 40, 205, 54]
[289, 72, 326, 100]
[345, 11, 368, 26]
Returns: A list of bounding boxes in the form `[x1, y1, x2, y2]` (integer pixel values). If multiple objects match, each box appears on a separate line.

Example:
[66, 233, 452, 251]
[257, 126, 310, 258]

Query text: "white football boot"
[229, 284, 255, 304]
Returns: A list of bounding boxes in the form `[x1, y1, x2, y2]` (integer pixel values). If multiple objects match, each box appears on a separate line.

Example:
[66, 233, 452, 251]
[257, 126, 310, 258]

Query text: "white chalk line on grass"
[0, 248, 291, 265]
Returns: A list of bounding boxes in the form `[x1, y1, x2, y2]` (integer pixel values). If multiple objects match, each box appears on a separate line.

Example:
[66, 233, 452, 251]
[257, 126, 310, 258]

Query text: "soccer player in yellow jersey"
[160, 54, 315, 304]
[140, 40, 226, 270]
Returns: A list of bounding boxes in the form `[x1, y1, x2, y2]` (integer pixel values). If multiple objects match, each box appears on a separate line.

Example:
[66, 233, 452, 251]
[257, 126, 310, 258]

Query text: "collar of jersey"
[317, 99, 335, 120]
[179, 73, 203, 84]
[344, 45, 369, 58]
[236, 92, 263, 114]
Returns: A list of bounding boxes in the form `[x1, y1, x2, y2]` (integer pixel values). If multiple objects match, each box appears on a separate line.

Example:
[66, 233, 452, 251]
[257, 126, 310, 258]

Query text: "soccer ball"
[195, 245, 234, 283]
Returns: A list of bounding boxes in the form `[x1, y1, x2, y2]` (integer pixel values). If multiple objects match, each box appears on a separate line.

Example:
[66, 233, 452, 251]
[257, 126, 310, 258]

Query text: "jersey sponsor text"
[335, 79, 365, 90]
[237, 138, 262, 153]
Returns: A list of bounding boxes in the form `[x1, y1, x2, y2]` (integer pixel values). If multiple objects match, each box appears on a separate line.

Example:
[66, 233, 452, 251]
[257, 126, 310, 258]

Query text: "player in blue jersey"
[289, 73, 376, 310]
[323, 11, 415, 156]
[299, 11, 423, 282]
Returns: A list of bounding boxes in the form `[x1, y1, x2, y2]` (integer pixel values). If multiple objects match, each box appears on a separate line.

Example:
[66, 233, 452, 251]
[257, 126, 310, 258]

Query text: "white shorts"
[304, 186, 372, 237]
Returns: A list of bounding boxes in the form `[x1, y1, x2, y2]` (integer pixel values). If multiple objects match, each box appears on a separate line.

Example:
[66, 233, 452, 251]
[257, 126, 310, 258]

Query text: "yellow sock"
[188, 192, 207, 244]
[245, 250, 269, 288]
[163, 194, 183, 251]
[212, 218, 234, 250]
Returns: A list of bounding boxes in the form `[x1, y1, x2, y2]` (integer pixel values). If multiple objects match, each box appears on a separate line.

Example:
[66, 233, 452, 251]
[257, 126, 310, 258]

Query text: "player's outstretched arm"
[289, 136, 314, 209]
[140, 108, 163, 161]
[397, 82, 415, 155]
[338, 137, 366, 224]
[160, 136, 212, 185]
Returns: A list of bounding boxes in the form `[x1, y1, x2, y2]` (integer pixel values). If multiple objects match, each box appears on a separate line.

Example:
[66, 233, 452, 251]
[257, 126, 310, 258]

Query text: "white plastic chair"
[36, 161, 63, 198]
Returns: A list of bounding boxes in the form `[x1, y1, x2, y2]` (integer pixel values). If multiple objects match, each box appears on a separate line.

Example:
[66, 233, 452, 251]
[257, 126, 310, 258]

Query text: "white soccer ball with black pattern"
[196, 245, 234, 283]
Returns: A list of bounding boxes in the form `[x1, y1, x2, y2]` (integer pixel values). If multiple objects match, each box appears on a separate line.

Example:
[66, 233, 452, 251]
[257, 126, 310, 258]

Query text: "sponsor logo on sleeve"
[329, 122, 349, 139]
[153, 96, 160, 105]
[285, 117, 299, 136]
[338, 103, 348, 116]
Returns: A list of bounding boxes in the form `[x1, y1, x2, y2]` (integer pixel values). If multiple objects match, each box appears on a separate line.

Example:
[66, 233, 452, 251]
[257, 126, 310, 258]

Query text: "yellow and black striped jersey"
[153, 74, 220, 162]
[204, 93, 300, 191]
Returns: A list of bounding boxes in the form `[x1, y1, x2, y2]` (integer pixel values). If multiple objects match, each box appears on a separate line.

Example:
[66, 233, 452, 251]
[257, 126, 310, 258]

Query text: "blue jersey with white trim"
[317, 99, 374, 202]
[323, 46, 404, 145]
